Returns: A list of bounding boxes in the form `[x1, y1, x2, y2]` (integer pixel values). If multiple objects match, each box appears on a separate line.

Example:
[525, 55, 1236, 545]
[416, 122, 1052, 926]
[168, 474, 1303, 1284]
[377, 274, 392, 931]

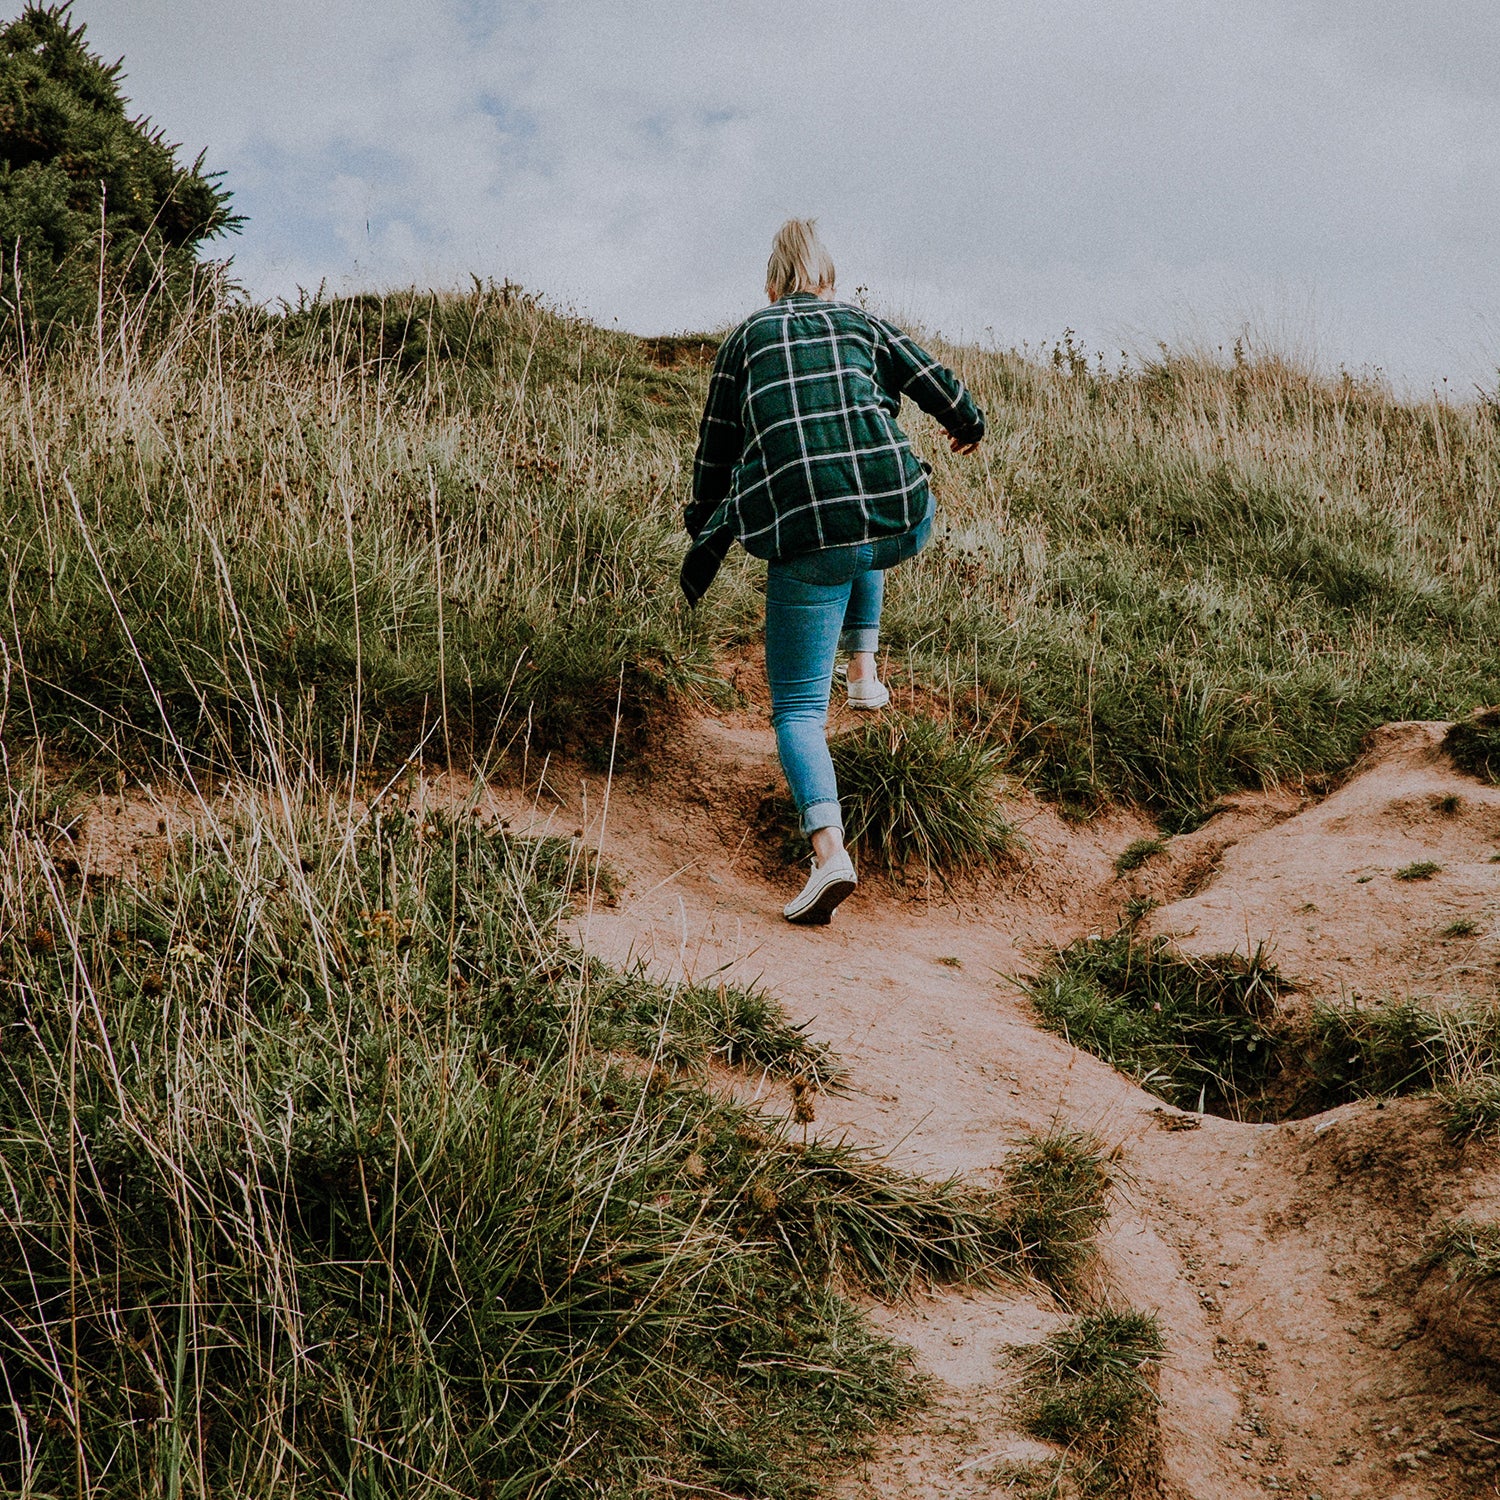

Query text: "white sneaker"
[845, 676, 890, 710]
[782, 850, 858, 925]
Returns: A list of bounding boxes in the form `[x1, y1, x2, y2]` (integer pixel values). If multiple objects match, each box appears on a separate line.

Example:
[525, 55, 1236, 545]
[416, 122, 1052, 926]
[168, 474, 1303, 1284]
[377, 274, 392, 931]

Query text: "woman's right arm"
[870, 315, 985, 449]
[685, 330, 744, 537]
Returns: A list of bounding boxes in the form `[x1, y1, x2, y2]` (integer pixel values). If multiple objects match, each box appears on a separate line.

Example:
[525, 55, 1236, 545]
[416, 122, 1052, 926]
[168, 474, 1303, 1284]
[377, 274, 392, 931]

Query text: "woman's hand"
[948, 433, 981, 455]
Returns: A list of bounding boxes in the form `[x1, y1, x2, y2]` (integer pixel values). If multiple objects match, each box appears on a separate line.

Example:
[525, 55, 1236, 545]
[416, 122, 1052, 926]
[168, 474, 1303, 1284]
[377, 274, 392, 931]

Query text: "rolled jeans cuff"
[800, 799, 843, 836]
[839, 626, 880, 654]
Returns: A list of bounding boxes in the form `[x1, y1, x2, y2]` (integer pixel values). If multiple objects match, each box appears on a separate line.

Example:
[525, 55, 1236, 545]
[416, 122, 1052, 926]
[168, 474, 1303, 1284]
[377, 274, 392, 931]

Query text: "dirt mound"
[1141, 722, 1500, 1011]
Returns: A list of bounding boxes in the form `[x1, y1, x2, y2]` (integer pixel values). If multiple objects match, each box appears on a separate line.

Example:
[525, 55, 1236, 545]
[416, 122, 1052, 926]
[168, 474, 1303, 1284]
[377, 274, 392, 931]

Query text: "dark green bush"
[0, 5, 238, 340]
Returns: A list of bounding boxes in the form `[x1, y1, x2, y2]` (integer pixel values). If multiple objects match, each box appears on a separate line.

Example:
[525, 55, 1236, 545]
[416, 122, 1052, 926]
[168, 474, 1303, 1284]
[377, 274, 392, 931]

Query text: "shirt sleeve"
[871, 315, 985, 445]
[685, 329, 744, 537]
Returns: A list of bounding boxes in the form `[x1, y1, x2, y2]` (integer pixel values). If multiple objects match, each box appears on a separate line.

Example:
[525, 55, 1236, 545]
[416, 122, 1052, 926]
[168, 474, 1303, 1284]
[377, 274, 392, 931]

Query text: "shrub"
[829, 714, 1020, 877]
[1395, 860, 1443, 881]
[0, 5, 238, 341]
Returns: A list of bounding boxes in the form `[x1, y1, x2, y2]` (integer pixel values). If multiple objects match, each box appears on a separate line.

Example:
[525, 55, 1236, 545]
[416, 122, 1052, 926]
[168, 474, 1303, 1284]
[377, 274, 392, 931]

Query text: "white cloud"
[70, 0, 1500, 389]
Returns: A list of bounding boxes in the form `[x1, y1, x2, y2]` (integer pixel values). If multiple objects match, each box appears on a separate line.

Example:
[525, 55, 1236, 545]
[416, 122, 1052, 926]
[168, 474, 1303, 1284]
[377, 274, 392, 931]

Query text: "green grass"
[1396, 859, 1444, 881]
[1439, 1077, 1500, 1142]
[1018, 1308, 1165, 1498]
[591, 969, 846, 1087]
[1114, 836, 1167, 874]
[9, 285, 1500, 832]
[2, 284, 727, 777]
[1445, 707, 1500, 785]
[1030, 927, 1500, 1129]
[0, 780, 1091, 1499]
[1025, 931, 1285, 1118]
[999, 1128, 1113, 1296]
[828, 714, 1021, 877]
[1441, 917, 1481, 939]
[879, 341, 1500, 829]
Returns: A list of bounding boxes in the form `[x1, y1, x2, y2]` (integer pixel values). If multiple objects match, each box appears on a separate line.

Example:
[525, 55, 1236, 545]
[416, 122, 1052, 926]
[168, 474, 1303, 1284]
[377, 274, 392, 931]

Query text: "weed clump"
[1441, 1077, 1500, 1142]
[999, 1129, 1113, 1295]
[1396, 859, 1444, 881]
[1445, 708, 1500, 785]
[592, 971, 845, 1087]
[1028, 929, 1500, 1123]
[1019, 1308, 1165, 1497]
[1427, 1219, 1500, 1280]
[829, 715, 1020, 877]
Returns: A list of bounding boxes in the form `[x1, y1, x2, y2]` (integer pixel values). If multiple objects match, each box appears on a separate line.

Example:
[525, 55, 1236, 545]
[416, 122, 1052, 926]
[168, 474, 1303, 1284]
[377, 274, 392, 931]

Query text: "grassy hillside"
[5, 285, 1497, 827]
[887, 338, 1500, 826]
[2, 281, 1498, 1494]
[2, 283, 721, 775]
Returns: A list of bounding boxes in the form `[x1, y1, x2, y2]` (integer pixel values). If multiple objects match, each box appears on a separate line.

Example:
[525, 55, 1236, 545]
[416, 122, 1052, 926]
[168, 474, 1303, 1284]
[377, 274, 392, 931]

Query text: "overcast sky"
[65, 1, 1500, 392]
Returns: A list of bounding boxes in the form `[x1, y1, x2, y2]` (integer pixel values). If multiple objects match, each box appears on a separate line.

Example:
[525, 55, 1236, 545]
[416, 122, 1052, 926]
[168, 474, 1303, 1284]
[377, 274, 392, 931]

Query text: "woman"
[682, 219, 984, 924]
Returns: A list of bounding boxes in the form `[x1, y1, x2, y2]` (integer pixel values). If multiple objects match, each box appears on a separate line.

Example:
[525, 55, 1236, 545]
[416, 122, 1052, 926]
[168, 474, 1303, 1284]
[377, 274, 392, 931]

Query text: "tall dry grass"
[2, 277, 724, 781]
[5, 282, 1498, 833]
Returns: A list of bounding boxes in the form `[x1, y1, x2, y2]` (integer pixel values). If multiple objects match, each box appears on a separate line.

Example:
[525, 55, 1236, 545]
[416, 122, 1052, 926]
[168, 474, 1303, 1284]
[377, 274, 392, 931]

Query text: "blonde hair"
[765, 218, 835, 301]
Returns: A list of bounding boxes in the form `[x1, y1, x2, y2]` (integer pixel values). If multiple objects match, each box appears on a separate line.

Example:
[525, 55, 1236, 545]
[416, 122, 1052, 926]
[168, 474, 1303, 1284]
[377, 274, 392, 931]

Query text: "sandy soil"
[1139, 722, 1500, 1014]
[55, 708, 1500, 1499]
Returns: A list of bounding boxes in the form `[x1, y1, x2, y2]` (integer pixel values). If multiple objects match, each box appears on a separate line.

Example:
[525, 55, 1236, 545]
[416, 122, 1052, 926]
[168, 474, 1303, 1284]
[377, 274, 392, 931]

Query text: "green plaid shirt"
[681, 293, 984, 602]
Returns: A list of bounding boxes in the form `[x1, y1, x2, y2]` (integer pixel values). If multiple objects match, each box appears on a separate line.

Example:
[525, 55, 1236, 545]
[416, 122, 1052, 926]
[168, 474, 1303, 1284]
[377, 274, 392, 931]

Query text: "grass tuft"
[1395, 859, 1443, 881]
[1019, 1308, 1165, 1497]
[999, 1129, 1113, 1295]
[1442, 917, 1481, 939]
[1445, 708, 1500, 785]
[1426, 1218, 1500, 1280]
[828, 714, 1021, 877]
[1029, 929, 1500, 1124]
[1114, 836, 1167, 874]
[1026, 932, 1285, 1118]
[1440, 1077, 1500, 1142]
[592, 970, 846, 1087]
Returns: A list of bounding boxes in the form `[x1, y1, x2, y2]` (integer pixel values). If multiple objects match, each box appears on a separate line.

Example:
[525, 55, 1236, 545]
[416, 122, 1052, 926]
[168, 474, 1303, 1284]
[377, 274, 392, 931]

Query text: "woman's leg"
[842, 500, 934, 683]
[765, 563, 852, 846]
[840, 567, 883, 683]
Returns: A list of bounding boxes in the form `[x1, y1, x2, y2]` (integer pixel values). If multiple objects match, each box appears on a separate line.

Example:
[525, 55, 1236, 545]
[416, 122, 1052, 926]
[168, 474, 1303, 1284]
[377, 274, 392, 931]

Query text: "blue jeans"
[765, 507, 933, 835]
